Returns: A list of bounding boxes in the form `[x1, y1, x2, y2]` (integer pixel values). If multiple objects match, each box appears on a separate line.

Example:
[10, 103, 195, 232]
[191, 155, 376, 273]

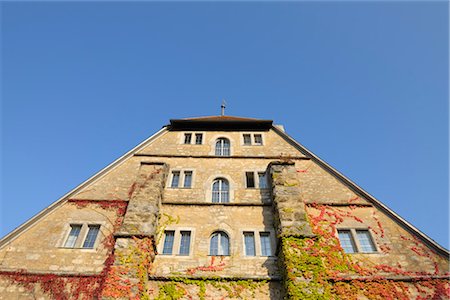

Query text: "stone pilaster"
[102, 162, 168, 299]
[268, 161, 314, 238]
[118, 162, 168, 236]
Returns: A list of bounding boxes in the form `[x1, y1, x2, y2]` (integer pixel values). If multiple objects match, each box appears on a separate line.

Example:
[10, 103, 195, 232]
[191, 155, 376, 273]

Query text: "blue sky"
[1, 2, 448, 248]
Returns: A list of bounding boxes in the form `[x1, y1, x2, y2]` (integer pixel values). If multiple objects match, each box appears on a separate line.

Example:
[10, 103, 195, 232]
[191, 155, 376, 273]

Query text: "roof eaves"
[0, 126, 169, 249]
[271, 125, 450, 258]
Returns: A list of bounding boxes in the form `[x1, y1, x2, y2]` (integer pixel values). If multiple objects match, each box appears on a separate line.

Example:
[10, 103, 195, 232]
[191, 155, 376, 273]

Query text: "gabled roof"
[170, 115, 273, 131]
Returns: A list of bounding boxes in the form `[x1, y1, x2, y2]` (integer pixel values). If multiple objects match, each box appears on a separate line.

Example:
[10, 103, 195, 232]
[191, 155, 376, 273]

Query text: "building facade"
[0, 115, 448, 299]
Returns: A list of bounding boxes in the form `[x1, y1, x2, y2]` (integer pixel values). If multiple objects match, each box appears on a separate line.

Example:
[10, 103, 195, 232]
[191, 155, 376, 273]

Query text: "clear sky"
[1, 2, 448, 249]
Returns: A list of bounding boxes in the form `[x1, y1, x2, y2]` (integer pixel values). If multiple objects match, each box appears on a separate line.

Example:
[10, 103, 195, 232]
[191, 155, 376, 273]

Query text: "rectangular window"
[184, 133, 192, 144]
[258, 172, 268, 189]
[183, 171, 193, 188]
[356, 230, 377, 253]
[82, 225, 100, 249]
[243, 134, 252, 145]
[171, 171, 180, 188]
[195, 134, 203, 145]
[254, 134, 263, 145]
[260, 232, 272, 256]
[179, 231, 191, 255]
[338, 230, 357, 253]
[64, 224, 82, 248]
[246, 172, 255, 188]
[162, 231, 175, 255]
[244, 232, 256, 256]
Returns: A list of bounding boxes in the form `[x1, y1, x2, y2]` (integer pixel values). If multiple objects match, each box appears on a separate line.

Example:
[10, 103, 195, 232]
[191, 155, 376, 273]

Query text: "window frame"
[209, 231, 230, 256]
[212, 178, 230, 203]
[244, 171, 269, 189]
[241, 133, 264, 146]
[215, 138, 231, 156]
[158, 228, 195, 257]
[240, 230, 275, 258]
[194, 133, 203, 145]
[337, 228, 378, 254]
[184, 133, 192, 144]
[61, 223, 102, 250]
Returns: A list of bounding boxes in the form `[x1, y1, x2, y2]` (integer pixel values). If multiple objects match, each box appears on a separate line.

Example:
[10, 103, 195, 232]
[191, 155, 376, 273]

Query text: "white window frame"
[209, 231, 230, 256]
[244, 171, 269, 189]
[337, 228, 378, 254]
[60, 223, 103, 250]
[241, 133, 264, 146]
[181, 132, 205, 145]
[168, 169, 195, 189]
[240, 229, 276, 258]
[158, 227, 195, 257]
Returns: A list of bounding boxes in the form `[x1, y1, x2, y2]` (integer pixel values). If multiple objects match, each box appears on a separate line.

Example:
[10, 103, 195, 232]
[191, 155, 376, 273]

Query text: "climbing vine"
[279, 201, 450, 299]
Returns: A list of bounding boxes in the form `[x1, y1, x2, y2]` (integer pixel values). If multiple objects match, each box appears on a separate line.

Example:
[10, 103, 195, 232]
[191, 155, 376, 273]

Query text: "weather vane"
[221, 100, 226, 116]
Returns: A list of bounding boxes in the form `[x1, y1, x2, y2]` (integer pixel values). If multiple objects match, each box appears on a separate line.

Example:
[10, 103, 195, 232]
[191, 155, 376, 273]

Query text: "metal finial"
[221, 100, 226, 116]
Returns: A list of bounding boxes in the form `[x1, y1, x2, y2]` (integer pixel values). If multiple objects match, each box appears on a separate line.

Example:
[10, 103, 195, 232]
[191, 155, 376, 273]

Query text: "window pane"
[162, 231, 175, 255]
[184, 133, 192, 144]
[212, 179, 229, 203]
[254, 134, 263, 145]
[258, 172, 268, 189]
[195, 134, 203, 145]
[243, 134, 251, 145]
[338, 230, 357, 253]
[179, 231, 191, 255]
[215, 138, 230, 156]
[356, 230, 377, 253]
[171, 171, 180, 188]
[64, 224, 82, 248]
[82, 225, 100, 249]
[244, 232, 255, 256]
[183, 171, 192, 188]
[220, 233, 230, 255]
[260, 232, 272, 256]
[210, 233, 219, 255]
[246, 172, 255, 188]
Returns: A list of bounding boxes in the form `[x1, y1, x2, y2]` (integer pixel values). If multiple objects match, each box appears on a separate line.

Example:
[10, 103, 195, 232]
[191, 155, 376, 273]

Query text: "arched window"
[210, 231, 230, 256]
[215, 138, 230, 156]
[212, 178, 229, 203]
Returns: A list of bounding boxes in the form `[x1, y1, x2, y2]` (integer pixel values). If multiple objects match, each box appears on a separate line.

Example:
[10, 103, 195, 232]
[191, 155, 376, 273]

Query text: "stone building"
[0, 115, 448, 299]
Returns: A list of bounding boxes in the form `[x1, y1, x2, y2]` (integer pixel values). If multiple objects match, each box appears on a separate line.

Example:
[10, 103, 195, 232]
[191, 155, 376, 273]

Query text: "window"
[215, 138, 230, 156]
[63, 224, 100, 249]
[356, 230, 377, 253]
[195, 134, 203, 145]
[64, 224, 82, 248]
[338, 230, 357, 253]
[254, 134, 263, 145]
[171, 171, 180, 188]
[242, 133, 263, 145]
[243, 232, 256, 256]
[260, 232, 272, 256]
[82, 225, 100, 249]
[179, 231, 191, 255]
[162, 231, 175, 255]
[212, 178, 229, 203]
[210, 231, 229, 256]
[246, 172, 255, 188]
[337, 229, 377, 253]
[258, 172, 268, 189]
[243, 134, 252, 145]
[183, 171, 193, 188]
[184, 133, 192, 144]
[245, 171, 268, 189]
